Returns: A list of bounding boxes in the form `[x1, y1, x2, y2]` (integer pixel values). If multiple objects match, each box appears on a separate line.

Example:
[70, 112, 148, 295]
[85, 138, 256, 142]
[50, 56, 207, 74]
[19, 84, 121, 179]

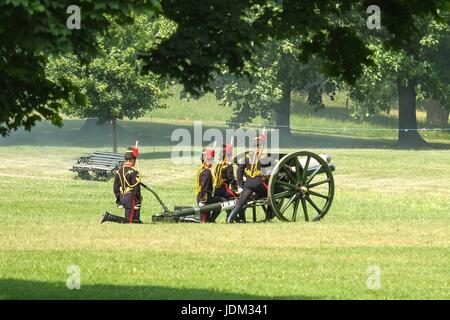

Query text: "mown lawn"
[1, 90, 449, 299]
[0, 142, 449, 299]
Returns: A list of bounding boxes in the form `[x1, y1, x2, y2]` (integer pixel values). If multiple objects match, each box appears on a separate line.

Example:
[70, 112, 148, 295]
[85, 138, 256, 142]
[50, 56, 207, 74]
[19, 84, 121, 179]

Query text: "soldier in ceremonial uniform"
[226, 132, 273, 223]
[213, 143, 246, 222]
[196, 148, 226, 223]
[213, 144, 237, 199]
[101, 146, 143, 224]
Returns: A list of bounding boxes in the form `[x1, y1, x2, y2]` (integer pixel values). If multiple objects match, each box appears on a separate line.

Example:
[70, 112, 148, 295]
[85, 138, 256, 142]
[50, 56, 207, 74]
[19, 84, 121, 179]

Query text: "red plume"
[132, 147, 139, 158]
[205, 148, 215, 159]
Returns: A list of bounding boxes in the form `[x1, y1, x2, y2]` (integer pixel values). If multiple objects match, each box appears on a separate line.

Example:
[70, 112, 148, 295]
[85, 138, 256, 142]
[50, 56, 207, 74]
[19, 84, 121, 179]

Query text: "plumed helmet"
[124, 146, 138, 160]
[201, 148, 215, 162]
[205, 148, 215, 160]
[253, 128, 267, 147]
[224, 144, 233, 155]
[220, 144, 233, 159]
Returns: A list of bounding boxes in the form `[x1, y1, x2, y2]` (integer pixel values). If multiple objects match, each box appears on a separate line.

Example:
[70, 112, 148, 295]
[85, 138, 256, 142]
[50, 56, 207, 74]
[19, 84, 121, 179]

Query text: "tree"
[424, 99, 449, 128]
[421, 23, 450, 128]
[0, 0, 161, 136]
[47, 16, 173, 152]
[347, 13, 450, 147]
[3, 1, 449, 136]
[211, 41, 284, 132]
[142, 0, 449, 97]
[212, 39, 336, 136]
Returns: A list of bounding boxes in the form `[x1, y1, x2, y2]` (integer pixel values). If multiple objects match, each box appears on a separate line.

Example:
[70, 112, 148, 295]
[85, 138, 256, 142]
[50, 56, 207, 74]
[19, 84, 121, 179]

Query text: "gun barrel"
[152, 199, 238, 222]
[173, 199, 237, 217]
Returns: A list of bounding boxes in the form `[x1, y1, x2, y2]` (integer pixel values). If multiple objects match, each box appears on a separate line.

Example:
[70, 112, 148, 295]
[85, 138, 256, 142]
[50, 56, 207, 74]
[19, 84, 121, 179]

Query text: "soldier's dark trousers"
[214, 186, 238, 221]
[197, 195, 227, 223]
[214, 185, 236, 199]
[120, 193, 141, 222]
[103, 193, 142, 224]
[227, 177, 268, 223]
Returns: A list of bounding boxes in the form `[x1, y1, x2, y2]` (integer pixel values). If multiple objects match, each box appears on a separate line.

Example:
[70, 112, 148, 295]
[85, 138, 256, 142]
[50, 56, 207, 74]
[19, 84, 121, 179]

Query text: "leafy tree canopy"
[47, 16, 174, 123]
[348, 12, 450, 119]
[142, 0, 449, 96]
[212, 39, 337, 128]
[0, 0, 160, 136]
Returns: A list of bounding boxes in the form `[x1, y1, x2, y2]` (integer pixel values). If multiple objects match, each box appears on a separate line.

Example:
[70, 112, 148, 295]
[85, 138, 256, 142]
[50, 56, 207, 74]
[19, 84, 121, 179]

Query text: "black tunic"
[214, 161, 237, 199]
[113, 164, 142, 207]
[236, 151, 272, 188]
[196, 167, 214, 204]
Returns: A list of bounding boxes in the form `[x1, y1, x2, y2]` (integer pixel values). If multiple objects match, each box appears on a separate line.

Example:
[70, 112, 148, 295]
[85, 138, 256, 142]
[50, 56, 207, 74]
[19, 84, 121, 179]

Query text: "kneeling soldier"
[213, 144, 245, 222]
[196, 148, 226, 223]
[101, 146, 143, 224]
[213, 144, 237, 199]
[226, 133, 271, 223]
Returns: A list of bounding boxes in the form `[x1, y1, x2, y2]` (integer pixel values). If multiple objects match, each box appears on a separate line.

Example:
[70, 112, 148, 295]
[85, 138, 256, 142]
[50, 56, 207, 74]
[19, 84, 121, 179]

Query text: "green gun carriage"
[149, 151, 336, 223]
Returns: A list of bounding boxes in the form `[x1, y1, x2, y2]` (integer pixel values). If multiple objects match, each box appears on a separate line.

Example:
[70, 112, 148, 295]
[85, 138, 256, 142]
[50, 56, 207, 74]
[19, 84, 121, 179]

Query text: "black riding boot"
[236, 209, 246, 223]
[228, 188, 253, 223]
[209, 210, 222, 223]
[227, 205, 243, 223]
[100, 212, 129, 224]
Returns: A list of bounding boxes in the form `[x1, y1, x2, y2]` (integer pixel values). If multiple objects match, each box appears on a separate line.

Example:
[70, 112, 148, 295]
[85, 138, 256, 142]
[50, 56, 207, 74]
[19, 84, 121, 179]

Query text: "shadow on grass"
[1, 119, 449, 150]
[0, 279, 319, 300]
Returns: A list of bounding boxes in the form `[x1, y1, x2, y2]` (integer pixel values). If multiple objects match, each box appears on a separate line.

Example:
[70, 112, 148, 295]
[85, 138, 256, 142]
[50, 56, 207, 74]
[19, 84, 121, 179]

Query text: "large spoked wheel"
[268, 151, 334, 222]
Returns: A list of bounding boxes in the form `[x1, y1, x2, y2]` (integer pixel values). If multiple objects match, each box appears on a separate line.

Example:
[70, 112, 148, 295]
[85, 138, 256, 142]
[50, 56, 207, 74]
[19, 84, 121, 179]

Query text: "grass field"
[1, 94, 449, 300]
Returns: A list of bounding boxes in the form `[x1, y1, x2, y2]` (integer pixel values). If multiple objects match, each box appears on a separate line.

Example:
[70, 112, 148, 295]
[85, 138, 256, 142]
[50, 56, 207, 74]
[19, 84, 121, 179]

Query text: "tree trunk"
[111, 118, 118, 153]
[424, 99, 449, 128]
[79, 118, 128, 151]
[273, 76, 292, 137]
[397, 78, 428, 147]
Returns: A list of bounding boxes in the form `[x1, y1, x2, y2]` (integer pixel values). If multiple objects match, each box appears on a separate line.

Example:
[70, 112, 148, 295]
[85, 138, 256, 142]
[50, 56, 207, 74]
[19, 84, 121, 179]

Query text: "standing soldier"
[196, 147, 226, 223]
[101, 145, 143, 224]
[226, 131, 273, 223]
